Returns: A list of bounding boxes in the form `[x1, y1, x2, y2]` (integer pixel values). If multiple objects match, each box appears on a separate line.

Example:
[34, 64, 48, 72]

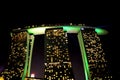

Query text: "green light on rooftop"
[95, 28, 108, 35]
[27, 26, 81, 35]
[27, 27, 55, 35]
[63, 26, 80, 33]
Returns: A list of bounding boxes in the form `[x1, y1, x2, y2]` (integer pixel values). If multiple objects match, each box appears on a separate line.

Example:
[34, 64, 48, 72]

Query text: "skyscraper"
[44, 28, 75, 80]
[0, 25, 112, 80]
[80, 28, 112, 80]
[0, 30, 27, 80]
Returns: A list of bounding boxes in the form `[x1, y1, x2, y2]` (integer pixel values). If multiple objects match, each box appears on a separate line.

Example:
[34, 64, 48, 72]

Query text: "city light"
[0, 77, 4, 80]
[95, 28, 108, 35]
[31, 73, 35, 78]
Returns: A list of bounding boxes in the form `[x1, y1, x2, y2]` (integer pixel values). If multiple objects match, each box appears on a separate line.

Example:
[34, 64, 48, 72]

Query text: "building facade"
[44, 28, 75, 80]
[0, 30, 27, 80]
[80, 28, 112, 80]
[0, 25, 112, 80]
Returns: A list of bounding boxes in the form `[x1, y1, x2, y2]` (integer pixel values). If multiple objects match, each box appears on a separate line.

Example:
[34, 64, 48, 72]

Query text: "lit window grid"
[81, 29, 112, 79]
[44, 29, 75, 80]
[1, 32, 27, 79]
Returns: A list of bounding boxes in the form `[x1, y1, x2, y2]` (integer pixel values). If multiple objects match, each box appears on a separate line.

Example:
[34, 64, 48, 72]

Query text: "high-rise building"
[0, 30, 27, 80]
[80, 28, 112, 80]
[44, 28, 75, 80]
[0, 25, 112, 80]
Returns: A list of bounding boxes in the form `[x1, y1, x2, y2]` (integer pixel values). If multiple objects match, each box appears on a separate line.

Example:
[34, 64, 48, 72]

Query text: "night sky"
[0, 10, 115, 79]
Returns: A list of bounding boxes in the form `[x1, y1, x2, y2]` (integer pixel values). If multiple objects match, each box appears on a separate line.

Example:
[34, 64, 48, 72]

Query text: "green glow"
[63, 26, 80, 33]
[27, 27, 55, 35]
[28, 26, 108, 35]
[28, 35, 35, 77]
[22, 33, 29, 80]
[95, 28, 108, 35]
[78, 30, 91, 80]
[27, 26, 81, 35]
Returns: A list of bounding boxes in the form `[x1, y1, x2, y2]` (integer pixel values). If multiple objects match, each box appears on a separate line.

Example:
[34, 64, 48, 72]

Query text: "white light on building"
[31, 73, 35, 77]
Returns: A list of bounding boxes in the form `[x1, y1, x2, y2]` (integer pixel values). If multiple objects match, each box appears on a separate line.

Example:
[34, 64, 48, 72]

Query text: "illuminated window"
[0, 77, 4, 80]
